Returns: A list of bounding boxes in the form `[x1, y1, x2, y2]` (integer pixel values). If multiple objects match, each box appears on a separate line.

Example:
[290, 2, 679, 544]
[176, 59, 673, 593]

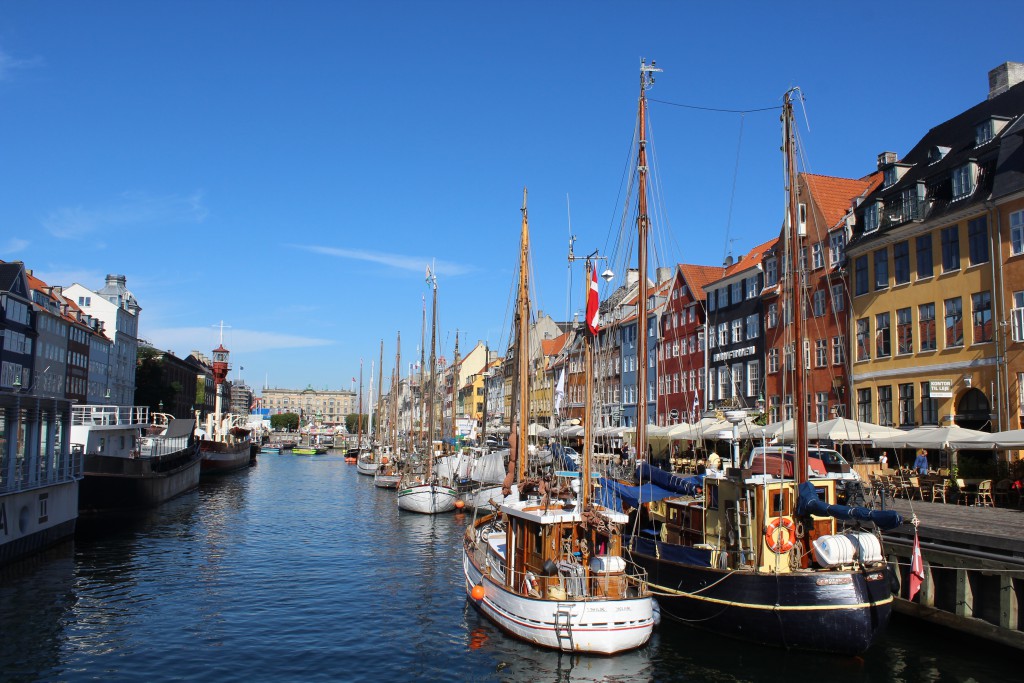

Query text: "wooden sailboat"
[397, 270, 458, 513]
[374, 334, 403, 488]
[461, 188, 655, 654]
[620, 69, 902, 654]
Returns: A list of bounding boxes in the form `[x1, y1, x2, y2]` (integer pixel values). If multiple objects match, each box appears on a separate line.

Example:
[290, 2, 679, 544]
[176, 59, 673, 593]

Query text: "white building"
[64, 274, 141, 406]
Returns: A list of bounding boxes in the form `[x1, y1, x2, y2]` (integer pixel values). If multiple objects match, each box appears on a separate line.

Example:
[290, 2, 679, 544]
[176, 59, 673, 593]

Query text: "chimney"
[656, 266, 672, 284]
[877, 151, 898, 169]
[988, 62, 1024, 100]
[626, 268, 639, 287]
[105, 274, 127, 287]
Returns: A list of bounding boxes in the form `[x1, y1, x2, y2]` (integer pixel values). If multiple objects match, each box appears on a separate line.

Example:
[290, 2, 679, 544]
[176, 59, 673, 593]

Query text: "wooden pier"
[882, 499, 1023, 650]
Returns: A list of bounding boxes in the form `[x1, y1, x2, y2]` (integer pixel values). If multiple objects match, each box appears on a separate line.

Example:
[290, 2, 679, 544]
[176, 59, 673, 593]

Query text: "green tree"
[345, 413, 369, 434]
[271, 412, 299, 431]
[135, 346, 179, 414]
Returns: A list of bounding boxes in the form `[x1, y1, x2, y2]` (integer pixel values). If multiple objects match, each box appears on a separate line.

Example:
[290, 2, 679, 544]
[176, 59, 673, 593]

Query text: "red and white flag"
[586, 266, 600, 334]
[908, 528, 924, 601]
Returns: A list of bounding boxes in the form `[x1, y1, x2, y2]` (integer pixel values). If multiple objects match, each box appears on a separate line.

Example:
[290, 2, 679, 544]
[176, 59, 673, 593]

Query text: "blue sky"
[0, 2, 1019, 395]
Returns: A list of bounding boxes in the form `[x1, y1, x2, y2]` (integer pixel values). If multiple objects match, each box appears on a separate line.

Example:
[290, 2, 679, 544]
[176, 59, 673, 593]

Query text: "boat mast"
[635, 59, 660, 464]
[783, 90, 808, 485]
[428, 270, 438, 475]
[419, 294, 427, 452]
[393, 332, 401, 453]
[451, 330, 460, 449]
[582, 259, 596, 511]
[375, 339, 384, 445]
[481, 341, 489, 445]
[516, 188, 531, 483]
[357, 358, 363, 448]
[366, 359, 375, 449]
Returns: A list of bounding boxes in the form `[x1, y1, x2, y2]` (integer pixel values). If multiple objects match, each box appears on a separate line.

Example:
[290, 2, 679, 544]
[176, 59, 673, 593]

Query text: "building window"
[829, 231, 845, 267]
[896, 307, 913, 355]
[830, 283, 844, 312]
[976, 120, 994, 146]
[719, 366, 730, 400]
[745, 314, 759, 339]
[732, 364, 743, 398]
[717, 288, 728, 309]
[816, 392, 829, 422]
[718, 322, 728, 346]
[812, 290, 825, 317]
[746, 276, 758, 299]
[916, 234, 933, 279]
[898, 383, 915, 427]
[919, 302, 936, 351]
[811, 243, 824, 269]
[832, 336, 845, 365]
[766, 303, 777, 329]
[874, 248, 889, 290]
[1012, 291, 1024, 342]
[1011, 210, 1024, 256]
[765, 257, 777, 287]
[708, 291, 716, 312]
[815, 339, 827, 367]
[875, 312, 891, 358]
[864, 203, 880, 233]
[968, 217, 989, 266]
[747, 361, 759, 397]
[877, 385, 893, 426]
[952, 163, 974, 199]
[972, 291, 993, 343]
[857, 388, 872, 423]
[944, 297, 963, 347]
[921, 382, 938, 425]
[731, 319, 743, 344]
[784, 394, 794, 420]
[730, 282, 742, 305]
[893, 241, 910, 284]
[767, 348, 779, 374]
[856, 319, 871, 361]
[854, 256, 869, 295]
[941, 226, 960, 272]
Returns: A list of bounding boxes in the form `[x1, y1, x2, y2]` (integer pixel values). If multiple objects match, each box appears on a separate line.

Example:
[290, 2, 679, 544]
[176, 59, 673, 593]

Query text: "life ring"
[381, 456, 388, 464]
[765, 517, 796, 554]
[523, 572, 540, 596]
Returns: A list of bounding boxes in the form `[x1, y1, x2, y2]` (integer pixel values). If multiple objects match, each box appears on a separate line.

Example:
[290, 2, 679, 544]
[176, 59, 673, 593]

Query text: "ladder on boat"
[728, 497, 753, 563]
[554, 603, 575, 652]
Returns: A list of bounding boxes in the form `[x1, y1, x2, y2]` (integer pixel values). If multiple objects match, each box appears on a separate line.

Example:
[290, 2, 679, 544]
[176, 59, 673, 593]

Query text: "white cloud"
[43, 191, 208, 239]
[1, 237, 29, 254]
[291, 244, 473, 277]
[144, 326, 334, 355]
[0, 48, 43, 81]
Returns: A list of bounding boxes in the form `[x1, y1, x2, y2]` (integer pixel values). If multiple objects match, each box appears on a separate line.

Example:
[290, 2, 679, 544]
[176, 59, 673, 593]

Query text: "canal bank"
[0, 452, 1020, 682]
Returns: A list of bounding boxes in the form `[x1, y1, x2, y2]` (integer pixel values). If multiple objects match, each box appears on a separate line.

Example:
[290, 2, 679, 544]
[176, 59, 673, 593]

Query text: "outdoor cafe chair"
[976, 480, 995, 507]
[994, 479, 1011, 507]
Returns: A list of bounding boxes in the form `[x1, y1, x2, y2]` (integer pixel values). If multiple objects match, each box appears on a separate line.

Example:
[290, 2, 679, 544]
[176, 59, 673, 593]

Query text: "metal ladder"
[554, 603, 575, 652]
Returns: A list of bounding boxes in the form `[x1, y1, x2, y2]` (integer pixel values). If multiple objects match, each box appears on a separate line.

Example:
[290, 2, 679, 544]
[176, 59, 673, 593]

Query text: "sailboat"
[358, 342, 384, 475]
[619, 67, 902, 654]
[461, 188, 655, 654]
[397, 270, 458, 513]
[345, 361, 364, 463]
[374, 334, 403, 488]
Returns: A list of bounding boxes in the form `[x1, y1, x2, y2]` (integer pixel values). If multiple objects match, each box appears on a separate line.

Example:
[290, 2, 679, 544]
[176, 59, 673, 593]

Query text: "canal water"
[1, 453, 1016, 682]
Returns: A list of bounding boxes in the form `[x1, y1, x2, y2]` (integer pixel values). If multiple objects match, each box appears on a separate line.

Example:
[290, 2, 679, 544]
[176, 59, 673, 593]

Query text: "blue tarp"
[627, 534, 713, 567]
[596, 476, 682, 510]
[552, 443, 578, 472]
[635, 462, 704, 496]
[795, 481, 904, 531]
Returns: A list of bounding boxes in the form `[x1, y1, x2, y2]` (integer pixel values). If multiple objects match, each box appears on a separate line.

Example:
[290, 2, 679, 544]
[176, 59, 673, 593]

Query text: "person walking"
[913, 448, 929, 475]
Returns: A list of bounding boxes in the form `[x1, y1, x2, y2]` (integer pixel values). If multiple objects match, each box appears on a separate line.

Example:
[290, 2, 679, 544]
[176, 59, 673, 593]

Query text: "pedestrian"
[913, 448, 929, 475]
[878, 451, 888, 468]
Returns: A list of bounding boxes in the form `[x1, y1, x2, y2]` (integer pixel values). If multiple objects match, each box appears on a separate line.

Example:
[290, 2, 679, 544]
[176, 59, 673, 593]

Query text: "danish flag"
[586, 266, 600, 334]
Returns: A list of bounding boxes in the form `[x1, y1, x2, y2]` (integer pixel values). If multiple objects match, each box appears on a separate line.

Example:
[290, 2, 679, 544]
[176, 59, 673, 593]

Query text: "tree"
[135, 345, 179, 414]
[345, 413, 369, 435]
[271, 412, 299, 431]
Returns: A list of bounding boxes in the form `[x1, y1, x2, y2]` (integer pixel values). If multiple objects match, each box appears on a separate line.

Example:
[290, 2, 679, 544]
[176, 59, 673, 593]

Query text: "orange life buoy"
[765, 517, 796, 554]
[381, 456, 388, 464]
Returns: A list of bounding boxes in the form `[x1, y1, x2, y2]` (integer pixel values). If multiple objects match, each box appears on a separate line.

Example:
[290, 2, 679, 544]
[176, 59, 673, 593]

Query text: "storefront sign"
[712, 345, 756, 363]
[929, 380, 952, 398]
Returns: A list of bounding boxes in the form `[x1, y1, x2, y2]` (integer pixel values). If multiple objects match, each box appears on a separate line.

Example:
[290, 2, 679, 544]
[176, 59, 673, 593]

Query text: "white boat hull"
[462, 547, 654, 654]
[458, 484, 509, 511]
[1, 481, 79, 566]
[356, 458, 380, 476]
[397, 483, 457, 513]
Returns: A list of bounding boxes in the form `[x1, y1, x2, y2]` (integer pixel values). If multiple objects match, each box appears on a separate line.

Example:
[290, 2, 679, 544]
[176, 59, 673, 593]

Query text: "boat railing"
[0, 446, 84, 494]
[465, 527, 650, 600]
[71, 404, 150, 427]
[139, 434, 192, 458]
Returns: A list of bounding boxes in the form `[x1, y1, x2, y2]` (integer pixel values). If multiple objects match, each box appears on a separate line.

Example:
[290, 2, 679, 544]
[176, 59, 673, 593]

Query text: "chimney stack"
[877, 151, 898, 169]
[988, 62, 1024, 99]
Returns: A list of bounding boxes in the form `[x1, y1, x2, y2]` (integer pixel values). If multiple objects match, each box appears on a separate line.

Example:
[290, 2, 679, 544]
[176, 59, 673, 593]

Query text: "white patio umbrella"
[808, 417, 904, 443]
[979, 428, 1024, 449]
[873, 425, 994, 451]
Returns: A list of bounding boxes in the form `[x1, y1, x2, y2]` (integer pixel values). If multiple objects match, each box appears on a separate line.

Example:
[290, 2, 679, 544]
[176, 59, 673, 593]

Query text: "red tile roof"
[541, 331, 569, 357]
[677, 263, 725, 296]
[803, 172, 882, 230]
[720, 237, 779, 279]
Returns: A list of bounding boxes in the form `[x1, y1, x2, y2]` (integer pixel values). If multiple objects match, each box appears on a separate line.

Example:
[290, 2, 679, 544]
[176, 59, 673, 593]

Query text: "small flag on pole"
[586, 265, 600, 334]
[554, 369, 566, 414]
[690, 392, 700, 423]
[908, 525, 924, 602]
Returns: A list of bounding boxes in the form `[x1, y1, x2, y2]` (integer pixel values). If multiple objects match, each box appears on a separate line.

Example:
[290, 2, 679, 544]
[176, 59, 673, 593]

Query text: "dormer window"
[928, 146, 951, 164]
[864, 202, 880, 233]
[976, 120, 995, 146]
[952, 162, 976, 200]
[883, 167, 898, 188]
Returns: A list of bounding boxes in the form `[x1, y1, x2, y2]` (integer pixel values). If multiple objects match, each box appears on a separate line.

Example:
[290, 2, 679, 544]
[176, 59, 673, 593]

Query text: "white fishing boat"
[462, 188, 655, 653]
